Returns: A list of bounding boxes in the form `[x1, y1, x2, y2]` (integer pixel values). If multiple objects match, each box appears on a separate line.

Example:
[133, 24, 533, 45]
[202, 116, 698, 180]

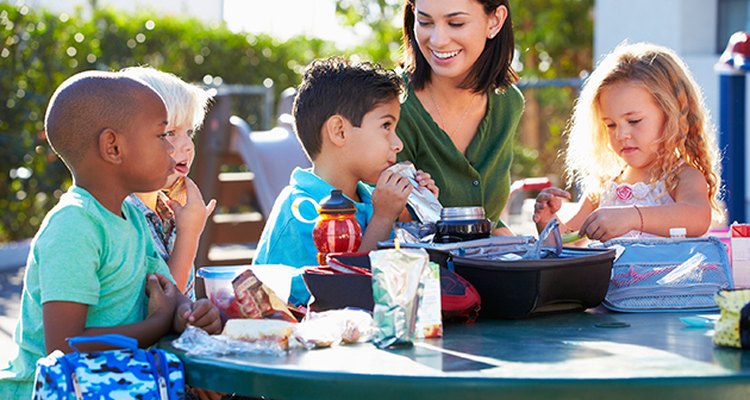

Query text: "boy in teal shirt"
[0, 71, 221, 398]
[253, 57, 438, 305]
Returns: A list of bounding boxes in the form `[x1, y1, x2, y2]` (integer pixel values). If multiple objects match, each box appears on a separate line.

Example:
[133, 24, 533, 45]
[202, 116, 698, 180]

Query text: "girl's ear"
[487, 5, 508, 40]
[98, 128, 123, 164]
[324, 114, 348, 148]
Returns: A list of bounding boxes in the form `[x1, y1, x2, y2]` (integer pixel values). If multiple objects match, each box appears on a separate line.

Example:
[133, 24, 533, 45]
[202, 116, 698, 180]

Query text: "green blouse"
[396, 78, 524, 228]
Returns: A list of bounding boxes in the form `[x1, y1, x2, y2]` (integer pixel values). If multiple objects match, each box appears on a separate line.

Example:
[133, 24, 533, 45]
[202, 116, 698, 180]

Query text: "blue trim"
[718, 74, 747, 223]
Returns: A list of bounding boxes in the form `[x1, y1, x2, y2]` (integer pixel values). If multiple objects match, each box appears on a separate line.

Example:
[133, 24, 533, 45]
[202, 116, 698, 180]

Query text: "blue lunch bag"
[32, 334, 185, 400]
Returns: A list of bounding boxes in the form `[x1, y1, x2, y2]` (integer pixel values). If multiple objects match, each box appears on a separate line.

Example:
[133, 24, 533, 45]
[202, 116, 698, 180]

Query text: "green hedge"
[1, 2, 591, 241]
[0, 4, 336, 241]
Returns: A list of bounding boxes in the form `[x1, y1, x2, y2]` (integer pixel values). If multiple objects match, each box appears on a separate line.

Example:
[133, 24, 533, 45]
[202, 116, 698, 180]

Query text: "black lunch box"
[380, 237, 616, 319]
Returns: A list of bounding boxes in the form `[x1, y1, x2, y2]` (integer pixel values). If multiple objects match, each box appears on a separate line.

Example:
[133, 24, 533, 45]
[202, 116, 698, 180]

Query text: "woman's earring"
[488, 33, 496, 39]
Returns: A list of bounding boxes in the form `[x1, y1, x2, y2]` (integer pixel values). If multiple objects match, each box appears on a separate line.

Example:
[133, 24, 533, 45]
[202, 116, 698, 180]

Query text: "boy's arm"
[359, 170, 412, 252]
[169, 177, 216, 291]
[42, 274, 176, 354]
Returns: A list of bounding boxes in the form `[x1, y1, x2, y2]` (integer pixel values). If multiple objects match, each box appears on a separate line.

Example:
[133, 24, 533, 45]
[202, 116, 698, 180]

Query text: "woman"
[397, 0, 523, 235]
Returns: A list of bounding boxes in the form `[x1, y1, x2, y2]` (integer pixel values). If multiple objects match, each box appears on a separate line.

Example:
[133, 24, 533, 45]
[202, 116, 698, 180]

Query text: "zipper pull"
[71, 372, 83, 400]
[159, 375, 169, 400]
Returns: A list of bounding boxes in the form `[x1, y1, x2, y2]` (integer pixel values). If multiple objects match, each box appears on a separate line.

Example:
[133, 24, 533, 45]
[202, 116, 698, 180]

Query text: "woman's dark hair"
[401, 0, 518, 93]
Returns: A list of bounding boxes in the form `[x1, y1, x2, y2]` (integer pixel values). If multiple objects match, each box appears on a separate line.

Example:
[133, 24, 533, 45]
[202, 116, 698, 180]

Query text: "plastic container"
[196, 266, 247, 318]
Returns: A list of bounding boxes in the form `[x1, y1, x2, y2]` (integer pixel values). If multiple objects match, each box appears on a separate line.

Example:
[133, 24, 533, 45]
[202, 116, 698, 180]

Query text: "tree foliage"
[0, 1, 594, 241]
[0, 4, 335, 241]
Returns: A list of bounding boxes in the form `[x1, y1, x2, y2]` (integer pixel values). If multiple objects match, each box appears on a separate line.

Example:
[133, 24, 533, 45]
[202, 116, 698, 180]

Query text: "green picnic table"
[159, 307, 750, 399]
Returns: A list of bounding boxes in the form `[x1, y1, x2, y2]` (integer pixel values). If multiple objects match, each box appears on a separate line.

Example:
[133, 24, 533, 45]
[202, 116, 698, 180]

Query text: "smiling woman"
[396, 0, 523, 235]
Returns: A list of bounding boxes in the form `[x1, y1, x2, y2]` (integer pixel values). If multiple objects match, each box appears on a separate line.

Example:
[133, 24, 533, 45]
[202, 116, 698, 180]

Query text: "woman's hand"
[532, 187, 570, 232]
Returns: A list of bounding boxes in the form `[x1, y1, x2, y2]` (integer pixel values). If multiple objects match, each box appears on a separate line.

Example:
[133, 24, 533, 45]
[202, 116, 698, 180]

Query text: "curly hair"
[565, 42, 723, 219]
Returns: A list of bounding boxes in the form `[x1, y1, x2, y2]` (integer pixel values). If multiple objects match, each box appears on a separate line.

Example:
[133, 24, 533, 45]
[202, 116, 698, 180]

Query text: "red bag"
[304, 252, 480, 322]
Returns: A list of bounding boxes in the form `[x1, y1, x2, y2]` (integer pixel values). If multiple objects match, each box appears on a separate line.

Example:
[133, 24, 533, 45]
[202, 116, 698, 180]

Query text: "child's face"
[121, 91, 175, 192]
[164, 122, 196, 189]
[413, 0, 503, 83]
[345, 98, 402, 184]
[600, 82, 665, 173]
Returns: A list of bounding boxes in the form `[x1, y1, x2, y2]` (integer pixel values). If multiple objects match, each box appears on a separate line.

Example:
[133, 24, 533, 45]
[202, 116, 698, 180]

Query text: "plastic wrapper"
[370, 248, 428, 348]
[292, 309, 375, 349]
[386, 162, 442, 223]
[393, 221, 437, 244]
[171, 325, 289, 357]
[656, 252, 708, 286]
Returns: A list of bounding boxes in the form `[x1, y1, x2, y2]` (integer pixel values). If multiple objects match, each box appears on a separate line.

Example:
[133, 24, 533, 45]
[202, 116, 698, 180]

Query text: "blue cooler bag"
[32, 334, 185, 400]
[594, 237, 733, 312]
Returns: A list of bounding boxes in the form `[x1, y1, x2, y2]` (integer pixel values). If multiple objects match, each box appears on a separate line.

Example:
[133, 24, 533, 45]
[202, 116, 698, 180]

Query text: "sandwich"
[221, 319, 296, 349]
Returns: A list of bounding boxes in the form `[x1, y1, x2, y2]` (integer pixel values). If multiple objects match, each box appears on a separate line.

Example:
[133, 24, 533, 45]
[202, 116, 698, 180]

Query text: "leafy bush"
[0, 4, 335, 241]
[0, 1, 593, 241]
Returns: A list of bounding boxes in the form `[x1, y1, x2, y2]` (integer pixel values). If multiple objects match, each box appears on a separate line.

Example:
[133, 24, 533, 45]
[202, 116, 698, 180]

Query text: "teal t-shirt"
[253, 168, 374, 305]
[0, 186, 171, 399]
[396, 78, 524, 228]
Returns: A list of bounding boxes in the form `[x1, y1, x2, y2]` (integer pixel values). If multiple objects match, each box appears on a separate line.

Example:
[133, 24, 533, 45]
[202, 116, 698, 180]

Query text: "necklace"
[428, 87, 477, 139]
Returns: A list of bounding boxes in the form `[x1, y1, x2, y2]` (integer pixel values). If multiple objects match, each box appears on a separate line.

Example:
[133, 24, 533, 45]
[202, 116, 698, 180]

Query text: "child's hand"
[415, 170, 439, 198]
[372, 169, 413, 221]
[145, 273, 179, 322]
[174, 298, 222, 334]
[579, 206, 639, 242]
[533, 187, 571, 230]
[170, 177, 217, 237]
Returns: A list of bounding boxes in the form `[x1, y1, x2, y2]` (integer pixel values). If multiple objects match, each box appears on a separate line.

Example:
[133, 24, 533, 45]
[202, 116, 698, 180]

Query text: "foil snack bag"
[370, 248, 428, 348]
[386, 162, 442, 223]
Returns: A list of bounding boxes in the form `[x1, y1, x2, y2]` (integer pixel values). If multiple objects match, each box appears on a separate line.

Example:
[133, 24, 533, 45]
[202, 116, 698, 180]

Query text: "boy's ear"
[324, 114, 348, 147]
[98, 128, 123, 164]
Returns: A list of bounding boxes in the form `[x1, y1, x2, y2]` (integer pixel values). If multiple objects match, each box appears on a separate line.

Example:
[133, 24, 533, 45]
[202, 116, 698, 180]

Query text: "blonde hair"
[120, 66, 211, 130]
[565, 42, 722, 217]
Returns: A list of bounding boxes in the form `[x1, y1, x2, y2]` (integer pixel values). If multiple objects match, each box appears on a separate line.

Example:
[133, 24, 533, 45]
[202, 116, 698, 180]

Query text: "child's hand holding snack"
[414, 170, 439, 198]
[371, 169, 413, 222]
[169, 176, 217, 237]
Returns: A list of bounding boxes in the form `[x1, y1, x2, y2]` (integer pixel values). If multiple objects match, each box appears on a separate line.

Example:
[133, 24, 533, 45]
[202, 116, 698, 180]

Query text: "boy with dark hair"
[0, 70, 221, 398]
[253, 57, 438, 305]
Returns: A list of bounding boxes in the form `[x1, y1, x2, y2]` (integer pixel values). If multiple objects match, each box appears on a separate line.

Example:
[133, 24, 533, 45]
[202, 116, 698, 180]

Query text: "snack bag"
[386, 162, 442, 223]
[416, 262, 442, 339]
[370, 248, 427, 348]
[232, 269, 296, 322]
[713, 288, 750, 349]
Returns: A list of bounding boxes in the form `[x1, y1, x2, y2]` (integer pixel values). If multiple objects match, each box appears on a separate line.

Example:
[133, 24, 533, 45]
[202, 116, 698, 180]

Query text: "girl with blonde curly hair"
[533, 42, 722, 241]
